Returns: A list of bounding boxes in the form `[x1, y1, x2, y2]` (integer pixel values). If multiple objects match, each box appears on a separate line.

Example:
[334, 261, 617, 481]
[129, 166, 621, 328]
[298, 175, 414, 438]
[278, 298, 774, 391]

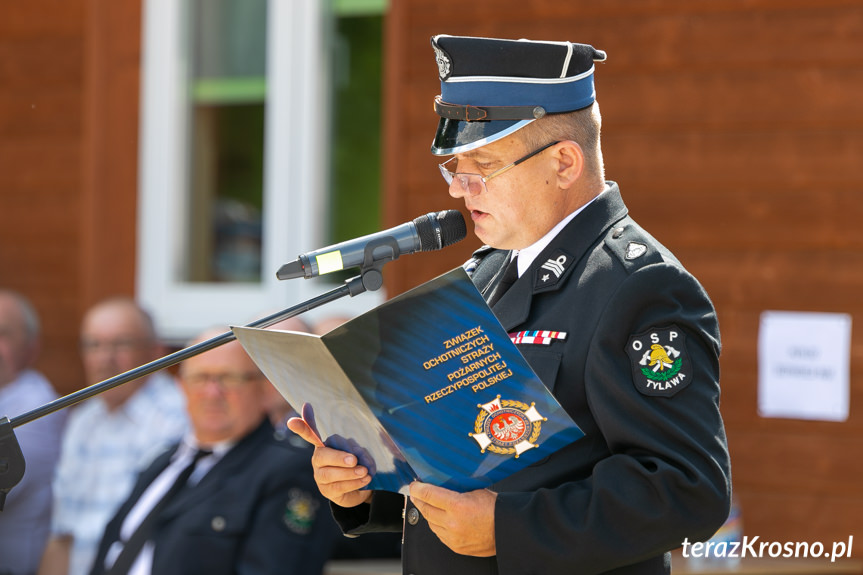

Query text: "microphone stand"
[0, 249, 393, 511]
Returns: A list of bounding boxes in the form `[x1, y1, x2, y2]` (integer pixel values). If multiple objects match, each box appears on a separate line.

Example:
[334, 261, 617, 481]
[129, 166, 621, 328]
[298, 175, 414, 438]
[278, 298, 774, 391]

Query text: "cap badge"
[626, 326, 692, 397]
[432, 42, 452, 80]
[471, 395, 546, 457]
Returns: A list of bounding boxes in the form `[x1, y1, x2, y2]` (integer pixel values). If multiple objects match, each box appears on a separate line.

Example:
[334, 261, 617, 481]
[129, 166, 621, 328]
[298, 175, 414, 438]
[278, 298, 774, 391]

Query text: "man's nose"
[448, 177, 466, 199]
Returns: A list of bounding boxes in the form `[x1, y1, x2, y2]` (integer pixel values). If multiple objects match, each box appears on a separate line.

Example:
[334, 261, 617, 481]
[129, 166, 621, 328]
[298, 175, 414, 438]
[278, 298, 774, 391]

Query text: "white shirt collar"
[178, 433, 236, 459]
[513, 186, 606, 277]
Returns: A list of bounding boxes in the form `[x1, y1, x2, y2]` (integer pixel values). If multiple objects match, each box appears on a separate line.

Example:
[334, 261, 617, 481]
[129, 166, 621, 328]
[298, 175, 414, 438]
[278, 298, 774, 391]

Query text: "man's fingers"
[313, 458, 373, 508]
[411, 497, 445, 527]
[410, 482, 453, 529]
[410, 481, 450, 508]
[286, 416, 373, 509]
[310, 446, 371, 499]
[287, 417, 324, 447]
[313, 456, 369, 484]
[409, 484, 498, 557]
[310, 445, 362, 470]
[319, 473, 373, 496]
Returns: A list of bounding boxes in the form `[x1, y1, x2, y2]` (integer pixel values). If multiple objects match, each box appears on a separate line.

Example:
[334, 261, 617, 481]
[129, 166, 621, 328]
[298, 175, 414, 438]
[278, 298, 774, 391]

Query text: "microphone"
[277, 210, 467, 280]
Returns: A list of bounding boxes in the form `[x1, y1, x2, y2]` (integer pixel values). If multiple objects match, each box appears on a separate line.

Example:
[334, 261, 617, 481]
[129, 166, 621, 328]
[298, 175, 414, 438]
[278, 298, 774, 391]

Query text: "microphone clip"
[352, 236, 400, 294]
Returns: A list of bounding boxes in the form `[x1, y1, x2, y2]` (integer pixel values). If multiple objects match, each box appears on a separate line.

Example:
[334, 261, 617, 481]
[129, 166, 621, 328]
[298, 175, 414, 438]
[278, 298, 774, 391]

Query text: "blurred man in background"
[261, 313, 403, 563]
[89, 328, 341, 575]
[39, 298, 187, 575]
[0, 290, 67, 575]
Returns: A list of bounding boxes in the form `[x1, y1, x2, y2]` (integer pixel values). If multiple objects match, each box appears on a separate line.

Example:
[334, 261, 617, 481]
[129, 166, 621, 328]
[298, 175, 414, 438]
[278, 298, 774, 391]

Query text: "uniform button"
[211, 516, 227, 532]
[406, 507, 420, 525]
[612, 226, 624, 239]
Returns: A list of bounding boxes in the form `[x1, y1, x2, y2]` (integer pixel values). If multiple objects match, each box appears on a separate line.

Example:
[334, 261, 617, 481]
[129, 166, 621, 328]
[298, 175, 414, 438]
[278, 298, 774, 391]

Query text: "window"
[327, 3, 384, 280]
[138, 0, 385, 342]
[185, 0, 268, 284]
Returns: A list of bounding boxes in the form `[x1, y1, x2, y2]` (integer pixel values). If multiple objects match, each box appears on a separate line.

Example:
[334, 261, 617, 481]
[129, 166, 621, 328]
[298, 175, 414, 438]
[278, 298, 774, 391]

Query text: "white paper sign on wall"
[758, 311, 851, 421]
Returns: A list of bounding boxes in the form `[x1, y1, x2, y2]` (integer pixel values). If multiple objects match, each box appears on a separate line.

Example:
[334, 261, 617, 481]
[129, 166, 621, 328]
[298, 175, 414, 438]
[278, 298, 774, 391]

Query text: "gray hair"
[517, 101, 605, 182]
[0, 289, 41, 342]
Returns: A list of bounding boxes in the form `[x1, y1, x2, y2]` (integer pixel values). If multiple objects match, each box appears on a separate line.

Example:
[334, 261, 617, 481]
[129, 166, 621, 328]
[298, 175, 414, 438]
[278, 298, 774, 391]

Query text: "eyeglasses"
[181, 372, 261, 391]
[439, 140, 560, 196]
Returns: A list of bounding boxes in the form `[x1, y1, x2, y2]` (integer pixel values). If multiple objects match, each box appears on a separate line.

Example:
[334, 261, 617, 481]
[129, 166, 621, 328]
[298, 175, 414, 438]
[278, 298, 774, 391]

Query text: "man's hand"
[287, 417, 372, 508]
[409, 481, 497, 557]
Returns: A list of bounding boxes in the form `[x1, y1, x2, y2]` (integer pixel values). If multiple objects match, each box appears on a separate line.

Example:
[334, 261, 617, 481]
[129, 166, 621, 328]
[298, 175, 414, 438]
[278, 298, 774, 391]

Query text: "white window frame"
[137, 0, 383, 342]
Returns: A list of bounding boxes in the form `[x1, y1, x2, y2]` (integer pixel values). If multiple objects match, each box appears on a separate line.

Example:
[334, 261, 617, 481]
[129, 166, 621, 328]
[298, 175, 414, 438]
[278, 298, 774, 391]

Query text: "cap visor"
[430, 118, 534, 156]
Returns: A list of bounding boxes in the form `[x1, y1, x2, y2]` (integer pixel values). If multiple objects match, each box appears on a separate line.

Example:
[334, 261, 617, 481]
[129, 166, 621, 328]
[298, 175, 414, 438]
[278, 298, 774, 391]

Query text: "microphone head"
[414, 210, 467, 251]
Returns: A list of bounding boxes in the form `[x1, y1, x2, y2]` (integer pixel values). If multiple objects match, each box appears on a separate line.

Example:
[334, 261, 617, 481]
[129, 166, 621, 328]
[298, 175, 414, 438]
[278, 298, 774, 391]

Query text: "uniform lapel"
[158, 420, 268, 519]
[95, 446, 176, 559]
[111, 448, 175, 526]
[492, 273, 532, 330]
[133, 449, 177, 502]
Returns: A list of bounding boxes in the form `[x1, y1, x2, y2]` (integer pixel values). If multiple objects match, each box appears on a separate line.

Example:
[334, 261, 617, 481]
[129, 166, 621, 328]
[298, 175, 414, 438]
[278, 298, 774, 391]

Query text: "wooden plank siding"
[382, 0, 863, 552]
[0, 0, 141, 396]
[0, 0, 860, 554]
[1, 0, 87, 396]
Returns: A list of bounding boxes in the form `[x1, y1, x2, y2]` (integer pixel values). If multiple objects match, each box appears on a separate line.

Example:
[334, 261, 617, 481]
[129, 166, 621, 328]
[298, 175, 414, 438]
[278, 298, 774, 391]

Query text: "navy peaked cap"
[430, 35, 607, 155]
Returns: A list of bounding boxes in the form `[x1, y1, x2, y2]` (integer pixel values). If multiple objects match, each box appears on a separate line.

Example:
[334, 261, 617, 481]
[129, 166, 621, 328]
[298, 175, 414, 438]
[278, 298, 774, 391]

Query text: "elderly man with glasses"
[291, 34, 732, 575]
[40, 298, 188, 575]
[88, 329, 342, 575]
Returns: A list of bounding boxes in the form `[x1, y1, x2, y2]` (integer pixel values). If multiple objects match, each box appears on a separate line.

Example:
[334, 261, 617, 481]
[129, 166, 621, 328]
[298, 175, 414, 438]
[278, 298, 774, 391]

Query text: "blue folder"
[233, 267, 583, 494]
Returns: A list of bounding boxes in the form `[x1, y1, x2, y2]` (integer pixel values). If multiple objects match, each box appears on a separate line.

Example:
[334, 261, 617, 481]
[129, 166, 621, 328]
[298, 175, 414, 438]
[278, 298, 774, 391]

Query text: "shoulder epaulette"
[604, 221, 662, 270]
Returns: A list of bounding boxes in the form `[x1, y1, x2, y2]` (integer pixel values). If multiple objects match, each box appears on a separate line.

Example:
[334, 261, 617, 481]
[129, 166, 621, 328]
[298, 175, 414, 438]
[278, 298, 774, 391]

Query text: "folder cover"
[233, 268, 583, 494]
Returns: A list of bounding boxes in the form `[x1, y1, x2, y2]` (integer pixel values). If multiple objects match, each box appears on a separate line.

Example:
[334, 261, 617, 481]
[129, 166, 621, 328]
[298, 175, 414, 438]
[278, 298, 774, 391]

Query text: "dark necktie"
[487, 254, 519, 307]
[106, 448, 211, 575]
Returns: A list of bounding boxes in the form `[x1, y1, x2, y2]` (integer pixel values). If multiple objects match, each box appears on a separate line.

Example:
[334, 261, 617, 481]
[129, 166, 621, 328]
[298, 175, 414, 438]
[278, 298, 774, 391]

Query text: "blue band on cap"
[440, 69, 596, 114]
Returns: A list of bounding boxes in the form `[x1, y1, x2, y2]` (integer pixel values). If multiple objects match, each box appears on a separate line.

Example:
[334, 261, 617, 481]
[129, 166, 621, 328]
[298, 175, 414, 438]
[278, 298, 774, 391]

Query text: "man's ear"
[553, 140, 584, 189]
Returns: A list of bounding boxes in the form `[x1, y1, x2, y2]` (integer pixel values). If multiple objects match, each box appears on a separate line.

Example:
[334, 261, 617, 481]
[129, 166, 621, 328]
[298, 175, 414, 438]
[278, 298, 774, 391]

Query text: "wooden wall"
[381, 0, 863, 554]
[0, 0, 141, 396]
[1, 0, 860, 554]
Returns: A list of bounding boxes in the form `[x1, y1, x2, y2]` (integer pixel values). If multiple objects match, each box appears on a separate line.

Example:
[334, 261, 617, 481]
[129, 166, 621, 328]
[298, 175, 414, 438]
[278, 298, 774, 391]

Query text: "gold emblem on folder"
[471, 396, 546, 457]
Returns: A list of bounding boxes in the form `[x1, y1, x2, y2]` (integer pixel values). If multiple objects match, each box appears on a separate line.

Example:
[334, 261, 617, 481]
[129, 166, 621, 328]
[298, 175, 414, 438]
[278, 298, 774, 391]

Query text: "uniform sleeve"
[494, 262, 732, 575]
[330, 491, 405, 535]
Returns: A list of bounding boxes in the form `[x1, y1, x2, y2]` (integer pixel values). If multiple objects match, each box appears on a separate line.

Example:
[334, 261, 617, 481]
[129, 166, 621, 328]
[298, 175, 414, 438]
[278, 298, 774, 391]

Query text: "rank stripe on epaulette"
[509, 330, 567, 345]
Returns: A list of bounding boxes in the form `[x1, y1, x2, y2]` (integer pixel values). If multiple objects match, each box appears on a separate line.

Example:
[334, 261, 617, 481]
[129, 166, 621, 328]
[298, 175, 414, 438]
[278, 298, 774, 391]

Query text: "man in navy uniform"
[290, 35, 731, 575]
[90, 329, 342, 575]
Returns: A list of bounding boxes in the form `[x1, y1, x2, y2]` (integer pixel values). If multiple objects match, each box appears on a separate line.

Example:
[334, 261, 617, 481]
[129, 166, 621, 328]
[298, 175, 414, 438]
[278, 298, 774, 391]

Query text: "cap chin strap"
[434, 95, 546, 122]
